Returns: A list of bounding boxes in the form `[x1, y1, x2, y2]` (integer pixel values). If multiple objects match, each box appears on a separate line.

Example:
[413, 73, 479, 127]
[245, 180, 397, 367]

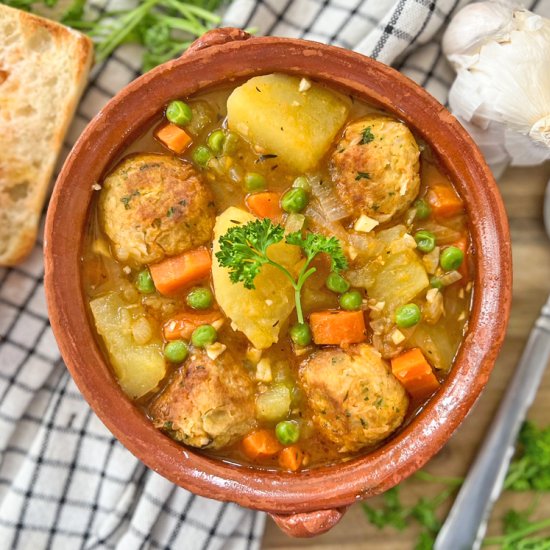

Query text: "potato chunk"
[227, 74, 350, 172]
[212, 207, 301, 349]
[368, 248, 429, 314]
[90, 292, 165, 399]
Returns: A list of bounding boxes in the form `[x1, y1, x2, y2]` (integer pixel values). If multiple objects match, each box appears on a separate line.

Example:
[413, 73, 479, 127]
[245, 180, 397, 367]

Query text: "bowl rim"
[44, 33, 512, 514]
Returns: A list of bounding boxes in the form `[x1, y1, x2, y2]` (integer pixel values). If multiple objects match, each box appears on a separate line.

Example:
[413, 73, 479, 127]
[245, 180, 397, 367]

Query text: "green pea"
[192, 146, 212, 167]
[207, 130, 225, 154]
[292, 176, 311, 192]
[414, 198, 431, 220]
[440, 246, 464, 271]
[395, 303, 421, 328]
[191, 324, 217, 347]
[289, 323, 312, 346]
[136, 269, 155, 294]
[326, 272, 350, 294]
[275, 420, 300, 445]
[164, 340, 189, 363]
[281, 187, 308, 213]
[339, 290, 363, 311]
[430, 276, 443, 289]
[222, 131, 240, 154]
[186, 287, 213, 310]
[414, 230, 436, 253]
[244, 172, 266, 192]
[166, 100, 192, 126]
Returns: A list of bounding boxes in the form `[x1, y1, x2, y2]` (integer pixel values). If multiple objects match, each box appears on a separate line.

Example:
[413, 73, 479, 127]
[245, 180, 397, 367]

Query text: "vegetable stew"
[82, 74, 473, 471]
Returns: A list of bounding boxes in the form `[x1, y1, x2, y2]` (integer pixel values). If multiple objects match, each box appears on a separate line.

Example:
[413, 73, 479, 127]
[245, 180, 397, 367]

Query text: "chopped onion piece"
[299, 78, 311, 92]
[246, 346, 262, 364]
[354, 214, 379, 233]
[440, 270, 463, 286]
[256, 358, 273, 382]
[423, 246, 440, 274]
[346, 265, 376, 289]
[404, 207, 417, 226]
[419, 222, 462, 245]
[310, 177, 350, 221]
[391, 329, 406, 345]
[284, 212, 306, 234]
[305, 202, 349, 244]
[423, 289, 444, 324]
[205, 342, 227, 360]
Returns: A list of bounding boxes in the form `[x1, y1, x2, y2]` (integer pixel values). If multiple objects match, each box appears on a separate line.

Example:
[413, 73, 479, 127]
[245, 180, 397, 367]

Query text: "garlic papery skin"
[443, 3, 550, 177]
[442, 1, 514, 57]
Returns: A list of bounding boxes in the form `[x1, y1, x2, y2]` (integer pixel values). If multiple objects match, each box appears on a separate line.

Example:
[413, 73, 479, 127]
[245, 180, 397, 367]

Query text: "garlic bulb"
[443, 2, 550, 177]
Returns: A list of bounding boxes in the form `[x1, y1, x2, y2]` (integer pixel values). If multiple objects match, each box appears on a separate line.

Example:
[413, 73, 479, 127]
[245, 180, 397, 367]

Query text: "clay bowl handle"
[269, 507, 348, 537]
[185, 27, 251, 55]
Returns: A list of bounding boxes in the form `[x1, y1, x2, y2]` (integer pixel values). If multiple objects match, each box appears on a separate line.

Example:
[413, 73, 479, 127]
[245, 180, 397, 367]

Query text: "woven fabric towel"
[0, 0, 546, 549]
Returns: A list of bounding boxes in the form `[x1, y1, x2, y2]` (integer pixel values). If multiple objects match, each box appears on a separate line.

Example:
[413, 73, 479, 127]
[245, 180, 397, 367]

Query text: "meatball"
[150, 350, 255, 450]
[100, 153, 215, 265]
[299, 344, 408, 452]
[330, 115, 420, 223]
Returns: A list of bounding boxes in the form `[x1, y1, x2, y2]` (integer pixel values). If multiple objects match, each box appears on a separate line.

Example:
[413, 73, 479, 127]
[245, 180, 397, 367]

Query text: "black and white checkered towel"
[1, 0, 548, 548]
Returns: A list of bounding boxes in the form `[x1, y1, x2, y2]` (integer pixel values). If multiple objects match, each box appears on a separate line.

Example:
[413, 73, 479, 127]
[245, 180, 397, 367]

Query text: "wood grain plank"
[262, 163, 550, 549]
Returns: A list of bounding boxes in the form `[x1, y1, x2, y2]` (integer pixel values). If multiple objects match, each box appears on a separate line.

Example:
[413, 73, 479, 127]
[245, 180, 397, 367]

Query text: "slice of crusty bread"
[0, 4, 93, 265]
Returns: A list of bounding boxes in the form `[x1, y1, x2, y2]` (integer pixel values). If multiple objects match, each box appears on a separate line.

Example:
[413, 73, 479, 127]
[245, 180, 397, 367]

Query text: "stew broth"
[82, 75, 472, 471]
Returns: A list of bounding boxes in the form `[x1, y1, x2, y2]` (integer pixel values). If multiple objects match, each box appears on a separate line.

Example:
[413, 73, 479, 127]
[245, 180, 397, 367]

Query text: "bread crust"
[0, 4, 94, 265]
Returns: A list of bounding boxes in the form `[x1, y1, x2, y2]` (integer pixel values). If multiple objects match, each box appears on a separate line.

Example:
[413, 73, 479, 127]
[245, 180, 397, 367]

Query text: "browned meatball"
[150, 350, 255, 450]
[330, 115, 420, 223]
[299, 344, 408, 452]
[100, 153, 215, 265]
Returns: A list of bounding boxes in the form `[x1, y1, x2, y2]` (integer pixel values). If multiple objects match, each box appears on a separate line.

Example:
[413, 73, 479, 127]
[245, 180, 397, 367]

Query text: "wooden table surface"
[262, 162, 550, 549]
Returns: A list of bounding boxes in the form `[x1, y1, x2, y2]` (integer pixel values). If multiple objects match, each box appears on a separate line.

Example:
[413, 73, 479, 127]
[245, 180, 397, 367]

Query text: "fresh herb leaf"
[505, 421, 550, 491]
[216, 219, 284, 290]
[285, 231, 348, 272]
[362, 421, 550, 549]
[6, 0, 229, 73]
[216, 219, 347, 324]
[362, 487, 408, 530]
[360, 126, 375, 144]
[355, 171, 371, 180]
[484, 501, 550, 549]
[415, 531, 435, 550]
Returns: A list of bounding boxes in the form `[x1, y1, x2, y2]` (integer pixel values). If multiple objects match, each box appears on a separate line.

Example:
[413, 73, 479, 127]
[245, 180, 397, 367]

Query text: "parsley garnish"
[216, 219, 347, 324]
[360, 126, 375, 144]
[355, 172, 371, 180]
[166, 206, 175, 217]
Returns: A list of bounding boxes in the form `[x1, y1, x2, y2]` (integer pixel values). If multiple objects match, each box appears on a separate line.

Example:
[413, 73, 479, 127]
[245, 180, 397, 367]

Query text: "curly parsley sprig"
[215, 219, 348, 325]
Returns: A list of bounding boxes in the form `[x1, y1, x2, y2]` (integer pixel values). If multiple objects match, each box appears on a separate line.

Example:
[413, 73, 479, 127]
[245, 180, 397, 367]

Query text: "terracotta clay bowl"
[44, 28, 512, 537]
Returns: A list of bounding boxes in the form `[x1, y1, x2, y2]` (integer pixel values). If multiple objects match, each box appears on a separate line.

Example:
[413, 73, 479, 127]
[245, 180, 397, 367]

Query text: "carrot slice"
[245, 192, 282, 220]
[452, 236, 470, 284]
[278, 445, 304, 472]
[309, 310, 366, 346]
[391, 348, 440, 400]
[155, 123, 192, 154]
[427, 184, 464, 218]
[149, 247, 211, 296]
[163, 310, 223, 341]
[242, 429, 282, 460]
